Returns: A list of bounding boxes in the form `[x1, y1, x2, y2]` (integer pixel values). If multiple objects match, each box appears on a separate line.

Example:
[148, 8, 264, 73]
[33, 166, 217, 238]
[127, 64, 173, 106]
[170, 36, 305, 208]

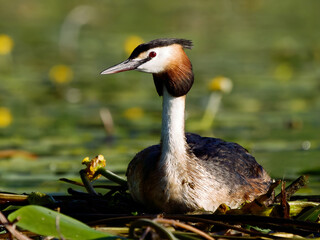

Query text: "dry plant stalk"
[0, 211, 32, 240]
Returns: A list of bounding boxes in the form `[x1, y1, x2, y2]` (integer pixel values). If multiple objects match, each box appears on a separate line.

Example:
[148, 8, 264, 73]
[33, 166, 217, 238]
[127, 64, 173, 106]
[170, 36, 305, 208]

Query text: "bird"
[101, 38, 272, 213]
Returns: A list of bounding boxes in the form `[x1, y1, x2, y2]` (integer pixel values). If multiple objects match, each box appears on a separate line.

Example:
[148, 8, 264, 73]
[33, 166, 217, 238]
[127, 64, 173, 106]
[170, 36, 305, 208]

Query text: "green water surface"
[0, 1, 319, 195]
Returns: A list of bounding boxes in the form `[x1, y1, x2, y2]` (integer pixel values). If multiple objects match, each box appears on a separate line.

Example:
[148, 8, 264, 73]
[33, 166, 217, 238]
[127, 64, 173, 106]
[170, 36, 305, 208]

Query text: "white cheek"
[136, 46, 174, 74]
[137, 60, 165, 73]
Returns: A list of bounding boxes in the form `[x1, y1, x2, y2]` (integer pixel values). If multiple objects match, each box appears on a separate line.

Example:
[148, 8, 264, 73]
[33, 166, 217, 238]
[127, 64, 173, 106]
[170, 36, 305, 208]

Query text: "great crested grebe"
[101, 38, 272, 213]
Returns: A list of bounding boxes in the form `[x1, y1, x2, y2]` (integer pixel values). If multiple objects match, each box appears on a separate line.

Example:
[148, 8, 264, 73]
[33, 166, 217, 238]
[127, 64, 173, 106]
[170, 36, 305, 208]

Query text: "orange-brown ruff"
[101, 38, 272, 213]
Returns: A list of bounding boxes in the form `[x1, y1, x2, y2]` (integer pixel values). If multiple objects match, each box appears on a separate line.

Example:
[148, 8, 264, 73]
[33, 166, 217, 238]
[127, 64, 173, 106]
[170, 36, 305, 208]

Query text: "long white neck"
[160, 87, 187, 163]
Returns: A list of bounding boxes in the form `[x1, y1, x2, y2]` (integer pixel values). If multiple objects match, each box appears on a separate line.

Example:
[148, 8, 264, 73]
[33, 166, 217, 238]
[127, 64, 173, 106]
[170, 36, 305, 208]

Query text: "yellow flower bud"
[0, 107, 12, 127]
[82, 155, 106, 181]
[208, 76, 233, 93]
[49, 64, 73, 84]
[124, 35, 144, 56]
[123, 107, 144, 120]
[0, 34, 14, 55]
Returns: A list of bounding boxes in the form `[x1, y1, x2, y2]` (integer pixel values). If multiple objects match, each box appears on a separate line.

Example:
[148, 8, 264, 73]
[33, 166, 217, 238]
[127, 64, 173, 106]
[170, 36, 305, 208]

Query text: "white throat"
[160, 87, 187, 162]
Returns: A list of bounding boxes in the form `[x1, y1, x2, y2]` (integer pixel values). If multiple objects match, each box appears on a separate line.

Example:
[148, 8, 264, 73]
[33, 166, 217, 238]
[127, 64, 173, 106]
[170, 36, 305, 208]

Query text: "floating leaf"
[8, 205, 119, 240]
[296, 205, 320, 222]
[288, 201, 319, 217]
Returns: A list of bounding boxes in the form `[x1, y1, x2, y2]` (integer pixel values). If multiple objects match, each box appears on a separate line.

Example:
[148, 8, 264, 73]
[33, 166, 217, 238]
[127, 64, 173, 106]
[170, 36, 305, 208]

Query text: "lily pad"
[8, 205, 119, 240]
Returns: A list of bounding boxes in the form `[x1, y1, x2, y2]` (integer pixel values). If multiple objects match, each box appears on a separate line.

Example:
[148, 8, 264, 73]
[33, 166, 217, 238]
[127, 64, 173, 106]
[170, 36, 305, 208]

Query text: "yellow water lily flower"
[0, 107, 12, 127]
[49, 64, 73, 84]
[82, 155, 106, 181]
[124, 35, 144, 56]
[123, 107, 144, 120]
[0, 34, 14, 55]
[208, 76, 233, 93]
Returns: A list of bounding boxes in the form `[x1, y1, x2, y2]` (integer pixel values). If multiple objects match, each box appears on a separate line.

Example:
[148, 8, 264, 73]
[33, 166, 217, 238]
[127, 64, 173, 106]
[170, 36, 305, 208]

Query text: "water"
[0, 1, 319, 195]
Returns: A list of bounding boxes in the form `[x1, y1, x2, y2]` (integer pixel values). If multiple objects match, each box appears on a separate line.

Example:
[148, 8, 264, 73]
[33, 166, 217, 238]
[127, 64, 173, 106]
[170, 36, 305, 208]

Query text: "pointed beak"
[101, 59, 145, 75]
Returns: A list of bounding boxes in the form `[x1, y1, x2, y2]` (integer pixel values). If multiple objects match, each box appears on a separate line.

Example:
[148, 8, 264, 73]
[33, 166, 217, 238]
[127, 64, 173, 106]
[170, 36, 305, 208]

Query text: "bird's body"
[101, 38, 272, 213]
[127, 132, 271, 213]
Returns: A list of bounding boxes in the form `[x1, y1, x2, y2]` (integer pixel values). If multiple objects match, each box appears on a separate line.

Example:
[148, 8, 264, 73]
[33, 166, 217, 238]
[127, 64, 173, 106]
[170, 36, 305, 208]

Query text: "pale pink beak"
[101, 59, 145, 75]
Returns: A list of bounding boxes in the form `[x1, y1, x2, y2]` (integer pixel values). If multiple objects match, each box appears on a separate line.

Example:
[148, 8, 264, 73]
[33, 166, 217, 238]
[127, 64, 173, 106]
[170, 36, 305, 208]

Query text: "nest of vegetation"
[0, 155, 319, 240]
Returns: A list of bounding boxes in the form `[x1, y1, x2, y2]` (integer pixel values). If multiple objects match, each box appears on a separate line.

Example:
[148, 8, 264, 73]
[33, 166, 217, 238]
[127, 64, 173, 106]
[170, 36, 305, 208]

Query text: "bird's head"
[101, 38, 194, 97]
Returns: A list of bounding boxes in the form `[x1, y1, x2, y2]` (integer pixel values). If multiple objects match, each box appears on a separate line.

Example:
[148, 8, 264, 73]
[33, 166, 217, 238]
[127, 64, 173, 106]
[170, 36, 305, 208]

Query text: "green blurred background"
[0, 0, 319, 194]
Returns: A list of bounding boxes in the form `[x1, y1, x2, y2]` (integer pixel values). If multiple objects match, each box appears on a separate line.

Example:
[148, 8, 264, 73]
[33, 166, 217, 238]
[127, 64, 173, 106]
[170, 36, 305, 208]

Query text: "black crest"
[129, 38, 193, 59]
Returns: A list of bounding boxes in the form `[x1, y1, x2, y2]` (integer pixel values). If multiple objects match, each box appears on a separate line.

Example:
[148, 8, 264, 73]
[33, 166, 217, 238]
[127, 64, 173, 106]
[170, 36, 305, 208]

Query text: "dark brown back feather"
[128, 133, 271, 192]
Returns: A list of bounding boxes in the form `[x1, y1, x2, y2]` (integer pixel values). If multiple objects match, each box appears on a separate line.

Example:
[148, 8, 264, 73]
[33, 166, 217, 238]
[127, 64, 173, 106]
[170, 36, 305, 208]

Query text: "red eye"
[149, 51, 157, 58]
